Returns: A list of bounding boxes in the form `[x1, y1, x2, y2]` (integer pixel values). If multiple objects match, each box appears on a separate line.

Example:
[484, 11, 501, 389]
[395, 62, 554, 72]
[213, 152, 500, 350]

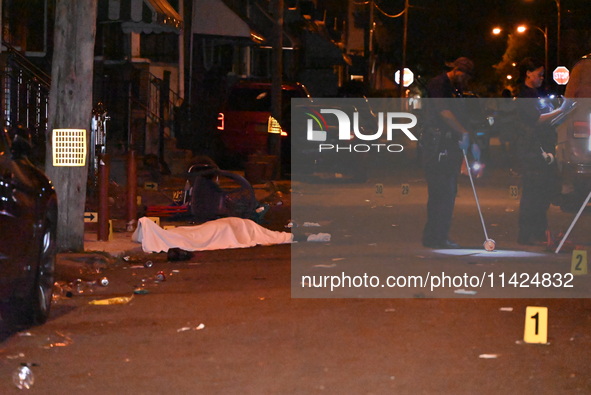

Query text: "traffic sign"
[84, 212, 97, 223]
[394, 68, 414, 87]
[553, 66, 570, 85]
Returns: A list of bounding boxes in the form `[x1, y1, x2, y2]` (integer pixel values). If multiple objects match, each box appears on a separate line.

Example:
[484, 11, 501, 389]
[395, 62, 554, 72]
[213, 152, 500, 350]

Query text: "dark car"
[0, 127, 57, 328]
[216, 80, 311, 166]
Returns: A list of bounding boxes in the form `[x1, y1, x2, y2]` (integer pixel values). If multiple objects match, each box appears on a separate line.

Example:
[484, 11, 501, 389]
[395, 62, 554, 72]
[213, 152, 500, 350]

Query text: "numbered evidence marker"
[401, 183, 410, 196]
[509, 185, 519, 199]
[375, 183, 384, 196]
[571, 250, 588, 275]
[524, 306, 548, 344]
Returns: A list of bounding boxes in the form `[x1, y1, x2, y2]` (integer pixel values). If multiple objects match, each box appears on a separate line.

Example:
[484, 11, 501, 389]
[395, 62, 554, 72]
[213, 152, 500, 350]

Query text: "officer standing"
[421, 57, 480, 249]
[515, 57, 572, 245]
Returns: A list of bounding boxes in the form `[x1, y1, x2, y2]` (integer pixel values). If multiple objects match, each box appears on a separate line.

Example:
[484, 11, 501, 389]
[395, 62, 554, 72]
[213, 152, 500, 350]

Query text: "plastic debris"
[99, 277, 109, 287]
[454, 289, 477, 295]
[89, 296, 134, 305]
[13, 364, 35, 390]
[177, 323, 205, 332]
[155, 271, 166, 282]
[303, 222, 321, 227]
[478, 354, 499, 359]
[144, 260, 154, 268]
[134, 288, 150, 295]
[314, 263, 337, 268]
[307, 233, 331, 242]
[42, 331, 73, 349]
[499, 307, 514, 312]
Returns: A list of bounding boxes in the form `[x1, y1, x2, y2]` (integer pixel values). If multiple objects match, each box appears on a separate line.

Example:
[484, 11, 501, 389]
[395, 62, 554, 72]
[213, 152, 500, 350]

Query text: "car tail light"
[573, 121, 589, 138]
[267, 116, 287, 136]
[217, 113, 224, 131]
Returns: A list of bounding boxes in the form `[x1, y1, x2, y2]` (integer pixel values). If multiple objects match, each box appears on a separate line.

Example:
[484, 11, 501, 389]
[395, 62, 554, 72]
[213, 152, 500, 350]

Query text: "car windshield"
[227, 87, 306, 112]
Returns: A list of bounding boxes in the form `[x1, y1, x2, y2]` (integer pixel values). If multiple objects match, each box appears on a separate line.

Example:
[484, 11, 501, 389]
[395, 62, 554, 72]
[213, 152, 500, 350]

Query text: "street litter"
[303, 222, 321, 227]
[89, 295, 134, 305]
[314, 263, 337, 268]
[167, 247, 193, 261]
[132, 216, 293, 253]
[332, 258, 345, 261]
[478, 354, 499, 359]
[177, 323, 205, 332]
[307, 233, 331, 242]
[13, 364, 35, 390]
[43, 331, 73, 349]
[6, 353, 25, 360]
[499, 307, 514, 312]
[454, 289, 477, 295]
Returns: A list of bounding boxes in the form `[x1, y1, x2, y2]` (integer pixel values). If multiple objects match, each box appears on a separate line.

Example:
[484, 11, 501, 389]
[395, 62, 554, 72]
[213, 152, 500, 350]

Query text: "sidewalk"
[84, 229, 142, 257]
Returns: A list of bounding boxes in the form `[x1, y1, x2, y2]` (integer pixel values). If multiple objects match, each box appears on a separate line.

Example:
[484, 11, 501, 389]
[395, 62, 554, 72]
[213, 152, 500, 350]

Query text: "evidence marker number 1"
[524, 306, 548, 344]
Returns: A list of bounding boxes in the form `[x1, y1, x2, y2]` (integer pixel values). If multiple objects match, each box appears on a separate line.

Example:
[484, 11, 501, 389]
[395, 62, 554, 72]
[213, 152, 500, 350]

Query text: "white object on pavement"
[132, 216, 293, 253]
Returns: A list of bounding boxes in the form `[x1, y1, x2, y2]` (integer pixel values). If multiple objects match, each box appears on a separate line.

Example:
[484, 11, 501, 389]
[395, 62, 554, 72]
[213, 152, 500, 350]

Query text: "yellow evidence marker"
[524, 306, 548, 344]
[571, 250, 588, 275]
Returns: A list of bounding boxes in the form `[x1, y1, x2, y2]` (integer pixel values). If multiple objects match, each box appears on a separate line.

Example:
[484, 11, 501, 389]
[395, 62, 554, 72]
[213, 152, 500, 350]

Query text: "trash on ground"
[302, 222, 321, 227]
[167, 247, 193, 261]
[13, 364, 35, 390]
[42, 331, 73, 349]
[307, 233, 331, 242]
[478, 354, 499, 359]
[454, 289, 477, 295]
[314, 263, 337, 268]
[177, 323, 205, 332]
[499, 307, 514, 312]
[89, 295, 134, 305]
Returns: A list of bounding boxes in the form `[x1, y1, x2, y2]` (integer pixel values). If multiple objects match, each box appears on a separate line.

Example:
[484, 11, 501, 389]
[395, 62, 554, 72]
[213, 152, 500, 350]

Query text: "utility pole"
[398, 0, 409, 98]
[269, 0, 284, 176]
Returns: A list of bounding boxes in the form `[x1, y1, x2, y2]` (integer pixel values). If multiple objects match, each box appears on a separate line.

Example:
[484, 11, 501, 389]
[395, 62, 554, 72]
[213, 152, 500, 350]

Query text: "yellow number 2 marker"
[524, 306, 548, 344]
[571, 250, 588, 275]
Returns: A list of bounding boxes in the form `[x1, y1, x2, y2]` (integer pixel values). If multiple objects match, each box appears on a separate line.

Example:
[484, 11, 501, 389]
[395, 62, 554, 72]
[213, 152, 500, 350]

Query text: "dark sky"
[367, 0, 591, 90]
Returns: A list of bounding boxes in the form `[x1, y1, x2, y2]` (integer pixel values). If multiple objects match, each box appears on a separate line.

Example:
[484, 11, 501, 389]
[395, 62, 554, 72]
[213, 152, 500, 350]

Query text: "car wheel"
[4, 216, 56, 327]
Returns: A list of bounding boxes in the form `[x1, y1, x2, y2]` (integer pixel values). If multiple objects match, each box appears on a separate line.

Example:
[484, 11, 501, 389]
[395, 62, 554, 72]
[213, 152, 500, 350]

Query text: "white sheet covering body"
[132, 216, 294, 253]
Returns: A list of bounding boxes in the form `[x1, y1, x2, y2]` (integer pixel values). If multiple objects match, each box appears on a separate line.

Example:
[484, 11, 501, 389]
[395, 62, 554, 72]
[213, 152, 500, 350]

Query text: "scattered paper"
[454, 289, 477, 295]
[89, 296, 134, 305]
[314, 263, 337, 268]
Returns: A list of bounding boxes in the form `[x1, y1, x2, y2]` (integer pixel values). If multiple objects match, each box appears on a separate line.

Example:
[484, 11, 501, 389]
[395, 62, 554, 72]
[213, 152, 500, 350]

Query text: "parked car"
[216, 80, 311, 167]
[556, 54, 591, 211]
[0, 126, 57, 328]
[290, 100, 377, 182]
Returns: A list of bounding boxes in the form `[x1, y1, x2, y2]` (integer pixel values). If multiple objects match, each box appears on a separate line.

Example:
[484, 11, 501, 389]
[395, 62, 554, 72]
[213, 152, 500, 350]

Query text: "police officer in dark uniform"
[421, 57, 480, 249]
[515, 57, 572, 245]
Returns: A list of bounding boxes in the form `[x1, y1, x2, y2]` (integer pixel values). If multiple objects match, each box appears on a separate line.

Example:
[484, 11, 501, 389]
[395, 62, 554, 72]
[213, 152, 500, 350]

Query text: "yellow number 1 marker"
[524, 306, 548, 344]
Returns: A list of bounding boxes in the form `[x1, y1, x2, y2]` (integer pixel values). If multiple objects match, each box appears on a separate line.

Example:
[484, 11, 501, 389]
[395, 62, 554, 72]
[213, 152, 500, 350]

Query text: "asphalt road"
[1, 144, 591, 394]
